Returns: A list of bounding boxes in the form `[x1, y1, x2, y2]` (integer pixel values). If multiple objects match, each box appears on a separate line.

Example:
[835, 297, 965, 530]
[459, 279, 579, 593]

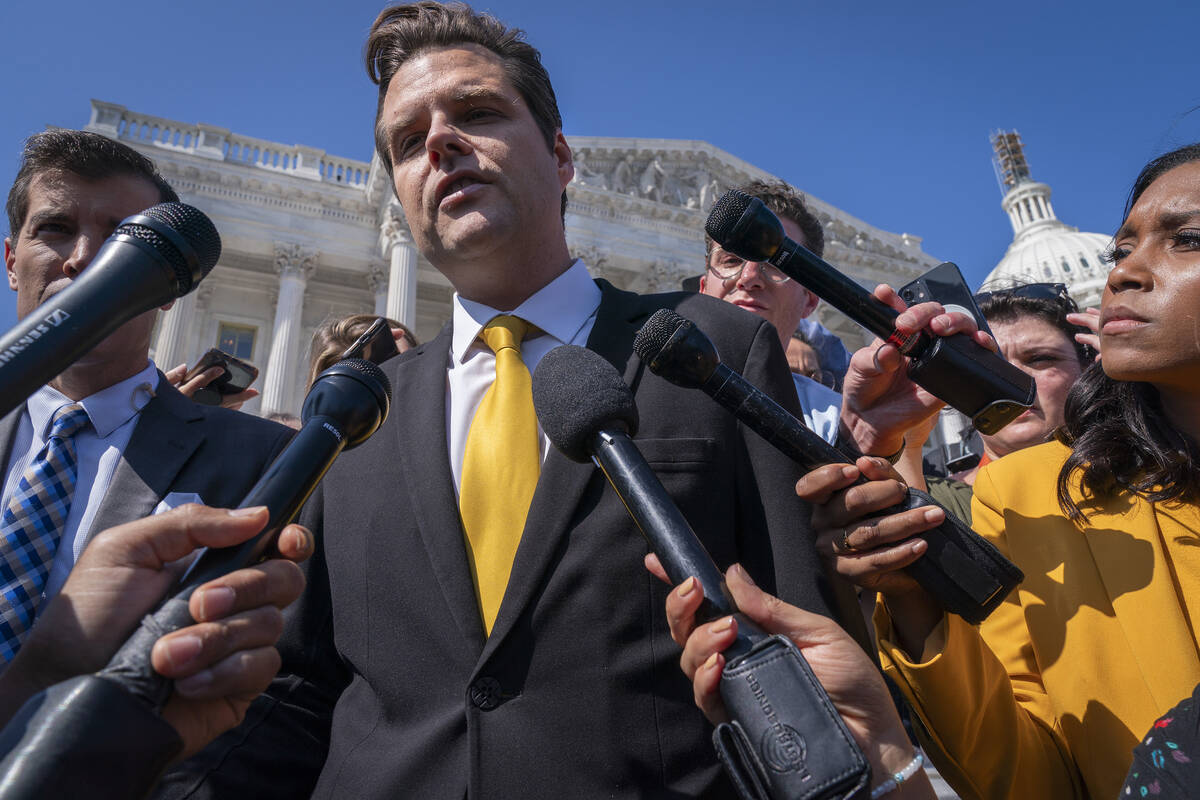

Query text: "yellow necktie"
[460, 315, 540, 635]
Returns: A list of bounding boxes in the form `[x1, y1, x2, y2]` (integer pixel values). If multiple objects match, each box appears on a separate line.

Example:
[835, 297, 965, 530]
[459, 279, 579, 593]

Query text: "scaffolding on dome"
[990, 130, 1031, 194]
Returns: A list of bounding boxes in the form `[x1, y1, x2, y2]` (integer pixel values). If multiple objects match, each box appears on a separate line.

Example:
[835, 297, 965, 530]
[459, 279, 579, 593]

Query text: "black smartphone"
[183, 348, 259, 405]
[340, 317, 400, 365]
[898, 262, 994, 339]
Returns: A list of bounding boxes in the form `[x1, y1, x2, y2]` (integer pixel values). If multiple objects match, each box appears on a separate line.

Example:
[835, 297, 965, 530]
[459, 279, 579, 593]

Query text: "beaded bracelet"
[870, 751, 925, 799]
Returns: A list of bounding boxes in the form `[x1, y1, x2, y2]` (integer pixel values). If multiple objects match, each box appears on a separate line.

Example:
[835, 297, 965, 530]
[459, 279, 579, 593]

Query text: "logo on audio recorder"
[746, 672, 811, 778]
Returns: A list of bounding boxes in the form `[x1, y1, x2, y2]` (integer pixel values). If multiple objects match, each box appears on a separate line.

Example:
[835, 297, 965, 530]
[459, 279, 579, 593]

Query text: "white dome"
[983, 225, 1110, 308]
[981, 142, 1110, 309]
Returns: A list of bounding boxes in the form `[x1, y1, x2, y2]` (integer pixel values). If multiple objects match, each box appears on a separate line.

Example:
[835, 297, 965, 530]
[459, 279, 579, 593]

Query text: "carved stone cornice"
[636, 258, 690, 294]
[273, 241, 318, 281]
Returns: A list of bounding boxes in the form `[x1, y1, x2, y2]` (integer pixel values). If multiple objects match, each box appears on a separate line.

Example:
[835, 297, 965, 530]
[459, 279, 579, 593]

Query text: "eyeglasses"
[707, 248, 791, 285]
[973, 282, 1078, 313]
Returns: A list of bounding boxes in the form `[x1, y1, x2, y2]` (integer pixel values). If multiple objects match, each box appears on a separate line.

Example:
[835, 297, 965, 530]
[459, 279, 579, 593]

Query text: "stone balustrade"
[86, 100, 370, 188]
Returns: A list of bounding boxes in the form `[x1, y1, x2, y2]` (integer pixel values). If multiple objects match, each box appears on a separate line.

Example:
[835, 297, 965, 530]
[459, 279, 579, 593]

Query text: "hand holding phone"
[340, 317, 401, 365]
[171, 349, 260, 409]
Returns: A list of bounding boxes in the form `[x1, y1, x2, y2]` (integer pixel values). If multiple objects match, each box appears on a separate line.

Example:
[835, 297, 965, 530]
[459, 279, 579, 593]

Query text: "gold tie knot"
[481, 315, 531, 355]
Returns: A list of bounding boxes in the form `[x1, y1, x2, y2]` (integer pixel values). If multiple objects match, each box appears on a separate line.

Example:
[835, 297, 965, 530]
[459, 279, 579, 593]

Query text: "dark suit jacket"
[0, 375, 293, 547]
[159, 283, 866, 799]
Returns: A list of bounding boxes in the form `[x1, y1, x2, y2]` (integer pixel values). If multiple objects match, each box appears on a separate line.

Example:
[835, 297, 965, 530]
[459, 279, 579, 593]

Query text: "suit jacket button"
[469, 677, 502, 710]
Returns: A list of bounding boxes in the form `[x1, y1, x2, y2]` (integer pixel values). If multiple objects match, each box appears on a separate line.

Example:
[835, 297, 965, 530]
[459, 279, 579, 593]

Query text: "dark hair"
[1055, 142, 1200, 521]
[975, 284, 1092, 368]
[364, 2, 567, 218]
[6, 129, 177, 240]
[308, 313, 416, 388]
[706, 179, 824, 259]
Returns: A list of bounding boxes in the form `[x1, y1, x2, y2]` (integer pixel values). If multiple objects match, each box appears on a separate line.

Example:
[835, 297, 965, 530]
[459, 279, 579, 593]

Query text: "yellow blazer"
[876, 440, 1200, 800]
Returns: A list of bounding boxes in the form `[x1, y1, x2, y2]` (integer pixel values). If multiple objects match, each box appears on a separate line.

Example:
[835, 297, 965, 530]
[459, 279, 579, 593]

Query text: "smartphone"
[898, 262, 994, 339]
[340, 317, 400, 365]
[183, 348, 259, 405]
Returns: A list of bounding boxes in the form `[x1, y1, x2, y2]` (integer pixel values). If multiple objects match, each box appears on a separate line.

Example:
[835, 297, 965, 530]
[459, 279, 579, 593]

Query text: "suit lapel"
[1084, 493, 1200, 711]
[484, 283, 653, 654]
[0, 408, 23, 481]
[90, 379, 204, 536]
[394, 329, 487, 649]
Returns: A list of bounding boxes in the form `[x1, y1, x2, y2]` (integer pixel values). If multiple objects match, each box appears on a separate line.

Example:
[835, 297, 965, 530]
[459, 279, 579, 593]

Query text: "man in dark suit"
[156, 4, 864, 798]
[1, 129, 293, 658]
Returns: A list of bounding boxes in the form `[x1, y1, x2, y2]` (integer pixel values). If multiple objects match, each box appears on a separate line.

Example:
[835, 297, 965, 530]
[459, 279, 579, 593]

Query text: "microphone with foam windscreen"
[0, 358, 391, 800]
[705, 189, 1035, 435]
[0, 203, 221, 419]
[532, 345, 870, 800]
[532, 345, 758, 655]
[633, 308, 1023, 625]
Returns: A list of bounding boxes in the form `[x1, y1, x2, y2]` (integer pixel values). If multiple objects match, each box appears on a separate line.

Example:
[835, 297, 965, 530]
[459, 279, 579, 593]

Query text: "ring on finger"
[838, 528, 858, 554]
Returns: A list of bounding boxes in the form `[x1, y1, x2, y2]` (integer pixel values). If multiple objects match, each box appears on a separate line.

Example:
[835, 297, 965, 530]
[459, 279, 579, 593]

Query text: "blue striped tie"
[0, 403, 90, 661]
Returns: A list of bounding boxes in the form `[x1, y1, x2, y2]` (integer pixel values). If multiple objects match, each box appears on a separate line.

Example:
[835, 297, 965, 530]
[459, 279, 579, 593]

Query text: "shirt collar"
[27, 361, 160, 441]
[450, 259, 601, 363]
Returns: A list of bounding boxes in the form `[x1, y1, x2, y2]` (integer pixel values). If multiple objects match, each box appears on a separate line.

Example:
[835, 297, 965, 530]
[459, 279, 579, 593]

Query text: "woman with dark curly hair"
[775, 141, 1200, 800]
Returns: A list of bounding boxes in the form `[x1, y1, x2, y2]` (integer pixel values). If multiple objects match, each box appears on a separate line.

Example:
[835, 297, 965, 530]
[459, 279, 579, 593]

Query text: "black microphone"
[706, 189, 1035, 435]
[0, 358, 391, 800]
[634, 309, 1023, 624]
[532, 345, 762, 660]
[533, 345, 872, 798]
[0, 202, 221, 419]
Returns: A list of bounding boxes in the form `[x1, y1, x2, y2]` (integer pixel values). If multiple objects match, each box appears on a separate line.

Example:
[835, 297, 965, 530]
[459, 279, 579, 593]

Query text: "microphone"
[532, 345, 762, 660]
[706, 189, 1035, 435]
[0, 358, 391, 799]
[533, 345, 872, 798]
[0, 203, 221, 419]
[634, 309, 1023, 624]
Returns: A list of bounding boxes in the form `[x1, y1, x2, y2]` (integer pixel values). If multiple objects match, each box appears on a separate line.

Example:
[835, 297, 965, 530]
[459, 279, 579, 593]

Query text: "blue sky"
[3, 0, 1198, 335]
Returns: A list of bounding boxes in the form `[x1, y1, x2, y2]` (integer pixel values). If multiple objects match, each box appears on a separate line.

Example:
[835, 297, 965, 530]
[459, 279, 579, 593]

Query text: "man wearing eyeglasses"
[699, 180, 843, 443]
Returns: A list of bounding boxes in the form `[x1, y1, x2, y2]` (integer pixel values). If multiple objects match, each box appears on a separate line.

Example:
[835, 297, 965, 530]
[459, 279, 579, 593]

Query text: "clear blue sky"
[3, 0, 1198, 335]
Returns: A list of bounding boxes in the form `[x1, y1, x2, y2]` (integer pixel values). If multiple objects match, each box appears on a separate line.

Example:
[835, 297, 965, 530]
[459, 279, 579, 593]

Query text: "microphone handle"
[0, 235, 178, 419]
[96, 418, 346, 713]
[588, 428, 763, 661]
[767, 236, 904, 342]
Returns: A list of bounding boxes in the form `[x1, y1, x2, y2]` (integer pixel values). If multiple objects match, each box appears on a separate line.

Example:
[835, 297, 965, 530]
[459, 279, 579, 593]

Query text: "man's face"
[379, 45, 573, 272]
[5, 170, 164, 370]
[699, 216, 819, 345]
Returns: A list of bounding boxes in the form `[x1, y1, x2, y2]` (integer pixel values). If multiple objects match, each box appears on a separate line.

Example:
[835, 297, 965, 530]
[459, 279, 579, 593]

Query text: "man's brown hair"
[6, 129, 177, 240]
[705, 179, 824, 259]
[365, 2, 567, 217]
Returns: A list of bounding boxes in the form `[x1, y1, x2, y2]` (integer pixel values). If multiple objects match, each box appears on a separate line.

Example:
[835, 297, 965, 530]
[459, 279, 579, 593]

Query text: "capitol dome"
[980, 132, 1109, 308]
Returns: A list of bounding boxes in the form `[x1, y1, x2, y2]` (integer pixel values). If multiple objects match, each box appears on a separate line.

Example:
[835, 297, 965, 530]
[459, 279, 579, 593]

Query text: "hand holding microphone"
[634, 309, 1023, 624]
[0, 358, 391, 800]
[706, 189, 1035, 435]
[532, 345, 871, 800]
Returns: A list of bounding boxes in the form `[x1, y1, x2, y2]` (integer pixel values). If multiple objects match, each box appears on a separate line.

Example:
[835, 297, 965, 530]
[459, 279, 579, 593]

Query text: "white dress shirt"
[792, 372, 842, 445]
[446, 260, 601, 494]
[1, 361, 159, 602]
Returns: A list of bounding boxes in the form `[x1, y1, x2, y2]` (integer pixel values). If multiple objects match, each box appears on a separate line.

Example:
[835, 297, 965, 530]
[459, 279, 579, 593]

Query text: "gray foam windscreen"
[532, 345, 639, 463]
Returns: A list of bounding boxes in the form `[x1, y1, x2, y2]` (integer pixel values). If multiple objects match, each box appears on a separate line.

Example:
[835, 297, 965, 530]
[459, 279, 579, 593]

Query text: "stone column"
[153, 288, 198, 371]
[368, 262, 389, 317]
[380, 211, 418, 328]
[261, 243, 317, 414]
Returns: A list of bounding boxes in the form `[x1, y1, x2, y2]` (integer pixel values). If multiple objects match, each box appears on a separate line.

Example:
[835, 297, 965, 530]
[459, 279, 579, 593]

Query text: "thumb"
[82, 505, 270, 571]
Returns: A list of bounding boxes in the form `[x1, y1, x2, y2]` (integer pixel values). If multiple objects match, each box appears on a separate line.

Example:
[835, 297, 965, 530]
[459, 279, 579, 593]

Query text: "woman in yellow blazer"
[789, 141, 1200, 800]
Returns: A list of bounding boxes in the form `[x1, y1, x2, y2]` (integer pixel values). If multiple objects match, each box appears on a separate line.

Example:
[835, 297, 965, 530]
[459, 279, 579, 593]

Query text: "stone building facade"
[85, 100, 941, 416]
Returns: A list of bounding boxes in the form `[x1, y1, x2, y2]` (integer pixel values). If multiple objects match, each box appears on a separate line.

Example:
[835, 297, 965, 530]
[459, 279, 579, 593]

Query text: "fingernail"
[198, 586, 235, 619]
[229, 506, 267, 517]
[161, 635, 202, 670]
[676, 577, 696, 598]
[712, 616, 735, 634]
[175, 669, 214, 696]
[702, 652, 721, 672]
[924, 508, 944, 523]
[732, 563, 755, 586]
[841, 466, 858, 479]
